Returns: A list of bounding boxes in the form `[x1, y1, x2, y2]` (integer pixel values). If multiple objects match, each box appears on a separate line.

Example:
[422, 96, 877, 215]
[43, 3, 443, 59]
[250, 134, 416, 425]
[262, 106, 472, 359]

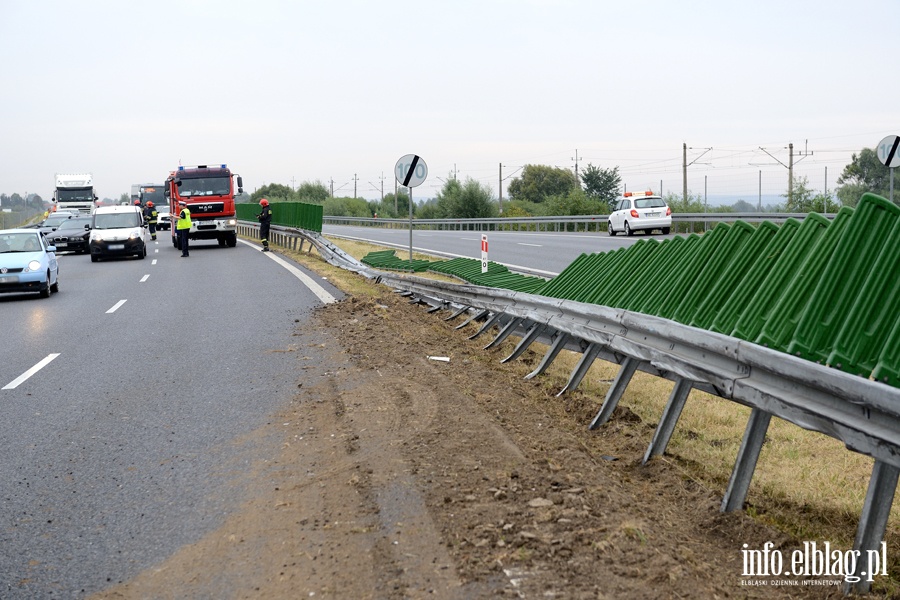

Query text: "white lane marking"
[3, 354, 60, 390]
[518, 243, 542, 247]
[237, 240, 336, 304]
[155, 248, 160, 253]
[107, 300, 127, 313]
[140, 275, 150, 282]
[460, 237, 479, 241]
[151, 259, 158, 265]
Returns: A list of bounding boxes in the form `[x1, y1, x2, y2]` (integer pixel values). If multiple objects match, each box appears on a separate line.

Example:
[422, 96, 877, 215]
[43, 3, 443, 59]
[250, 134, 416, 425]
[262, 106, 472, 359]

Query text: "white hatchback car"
[608, 192, 672, 236]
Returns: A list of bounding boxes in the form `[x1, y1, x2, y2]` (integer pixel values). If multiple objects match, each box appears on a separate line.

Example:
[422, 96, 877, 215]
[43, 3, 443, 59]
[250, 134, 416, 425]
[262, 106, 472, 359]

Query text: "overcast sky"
[2, 0, 898, 204]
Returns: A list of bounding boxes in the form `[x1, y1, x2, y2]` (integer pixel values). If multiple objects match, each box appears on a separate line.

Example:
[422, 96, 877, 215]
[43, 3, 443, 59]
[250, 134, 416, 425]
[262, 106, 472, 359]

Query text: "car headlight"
[227, 219, 236, 226]
[128, 229, 143, 240]
[26, 260, 42, 272]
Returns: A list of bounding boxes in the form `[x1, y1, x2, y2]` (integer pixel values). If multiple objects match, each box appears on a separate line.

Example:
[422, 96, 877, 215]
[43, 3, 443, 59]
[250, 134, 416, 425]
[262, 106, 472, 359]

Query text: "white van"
[89, 205, 147, 262]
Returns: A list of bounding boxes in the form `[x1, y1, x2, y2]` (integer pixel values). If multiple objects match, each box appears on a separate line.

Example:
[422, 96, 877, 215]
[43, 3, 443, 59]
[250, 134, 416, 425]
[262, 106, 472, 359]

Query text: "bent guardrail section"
[239, 195, 900, 593]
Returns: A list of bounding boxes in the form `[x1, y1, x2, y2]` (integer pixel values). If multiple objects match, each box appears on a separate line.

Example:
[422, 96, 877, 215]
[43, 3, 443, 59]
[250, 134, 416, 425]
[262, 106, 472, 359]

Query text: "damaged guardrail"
[240, 220, 899, 595]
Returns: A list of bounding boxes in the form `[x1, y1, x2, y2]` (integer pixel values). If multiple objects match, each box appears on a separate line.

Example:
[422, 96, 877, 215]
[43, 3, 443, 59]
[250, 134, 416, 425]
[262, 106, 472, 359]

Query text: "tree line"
[245, 148, 892, 220]
[4, 148, 889, 222]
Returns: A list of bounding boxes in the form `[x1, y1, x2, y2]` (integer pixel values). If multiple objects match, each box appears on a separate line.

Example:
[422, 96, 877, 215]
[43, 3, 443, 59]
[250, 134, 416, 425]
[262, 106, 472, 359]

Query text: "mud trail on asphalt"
[95, 292, 841, 599]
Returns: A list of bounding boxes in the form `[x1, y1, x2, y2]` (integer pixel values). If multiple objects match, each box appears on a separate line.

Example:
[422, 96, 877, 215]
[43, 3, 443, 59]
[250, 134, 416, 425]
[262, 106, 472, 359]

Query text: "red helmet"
[146, 201, 154, 207]
[259, 198, 269, 207]
[134, 199, 141, 205]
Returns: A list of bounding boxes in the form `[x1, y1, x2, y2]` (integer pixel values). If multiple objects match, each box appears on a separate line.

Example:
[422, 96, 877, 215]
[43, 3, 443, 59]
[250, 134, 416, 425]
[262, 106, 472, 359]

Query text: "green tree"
[836, 148, 894, 207]
[119, 193, 129, 204]
[297, 181, 329, 203]
[580, 164, 622, 211]
[434, 177, 497, 219]
[783, 176, 840, 213]
[252, 183, 294, 203]
[544, 188, 605, 216]
[384, 190, 412, 217]
[323, 196, 370, 217]
[731, 199, 758, 212]
[507, 164, 577, 204]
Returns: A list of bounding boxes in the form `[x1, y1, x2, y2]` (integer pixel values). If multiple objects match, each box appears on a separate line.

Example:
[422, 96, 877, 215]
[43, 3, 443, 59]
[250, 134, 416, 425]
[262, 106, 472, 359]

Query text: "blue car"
[0, 229, 60, 298]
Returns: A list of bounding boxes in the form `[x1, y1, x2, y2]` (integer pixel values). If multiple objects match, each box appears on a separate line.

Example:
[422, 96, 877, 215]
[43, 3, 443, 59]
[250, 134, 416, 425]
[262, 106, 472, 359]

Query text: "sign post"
[876, 135, 900, 204]
[481, 234, 488, 273]
[395, 154, 428, 261]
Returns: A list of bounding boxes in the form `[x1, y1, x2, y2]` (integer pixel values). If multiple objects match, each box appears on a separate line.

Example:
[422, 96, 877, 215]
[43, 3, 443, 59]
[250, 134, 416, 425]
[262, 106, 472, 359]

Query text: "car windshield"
[634, 198, 667, 209]
[43, 215, 73, 227]
[94, 214, 140, 229]
[56, 218, 91, 231]
[0, 232, 43, 253]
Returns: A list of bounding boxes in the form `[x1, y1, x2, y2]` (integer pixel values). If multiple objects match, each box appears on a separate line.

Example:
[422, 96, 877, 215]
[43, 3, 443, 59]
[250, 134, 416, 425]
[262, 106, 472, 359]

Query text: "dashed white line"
[140, 275, 150, 282]
[106, 300, 127, 313]
[151, 259, 158, 265]
[518, 243, 542, 247]
[3, 354, 60, 390]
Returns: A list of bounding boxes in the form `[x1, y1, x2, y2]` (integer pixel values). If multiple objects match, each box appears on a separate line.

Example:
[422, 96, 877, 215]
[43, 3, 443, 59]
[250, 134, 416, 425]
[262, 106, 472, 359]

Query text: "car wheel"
[138, 245, 146, 259]
[662, 227, 671, 235]
[624, 222, 634, 237]
[50, 275, 59, 293]
[40, 273, 51, 298]
[91, 254, 99, 263]
[608, 221, 616, 236]
[226, 232, 237, 247]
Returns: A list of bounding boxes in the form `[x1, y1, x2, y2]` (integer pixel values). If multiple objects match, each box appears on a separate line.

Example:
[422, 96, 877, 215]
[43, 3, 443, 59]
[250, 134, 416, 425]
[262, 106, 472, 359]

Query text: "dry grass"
[260, 231, 900, 591]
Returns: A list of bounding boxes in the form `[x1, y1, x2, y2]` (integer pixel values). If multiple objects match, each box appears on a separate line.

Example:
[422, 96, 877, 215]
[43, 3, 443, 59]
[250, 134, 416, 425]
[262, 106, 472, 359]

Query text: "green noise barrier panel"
[236, 201, 324, 232]
[529, 194, 899, 388]
[356, 194, 898, 387]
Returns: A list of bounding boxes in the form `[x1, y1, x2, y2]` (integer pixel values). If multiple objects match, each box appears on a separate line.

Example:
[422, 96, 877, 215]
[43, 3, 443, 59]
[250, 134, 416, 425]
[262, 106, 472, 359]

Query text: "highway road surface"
[0, 235, 341, 599]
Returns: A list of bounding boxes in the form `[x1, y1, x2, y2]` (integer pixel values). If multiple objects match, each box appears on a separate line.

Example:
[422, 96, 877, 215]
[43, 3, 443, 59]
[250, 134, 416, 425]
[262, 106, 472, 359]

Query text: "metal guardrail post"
[721, 408, 772, 512]
[525, 332, 570, 380]
[642, 377, 694, 464]
[588, 356, 640, 428]
[845, 460, 899, 594]
[557, 342, 604, 396]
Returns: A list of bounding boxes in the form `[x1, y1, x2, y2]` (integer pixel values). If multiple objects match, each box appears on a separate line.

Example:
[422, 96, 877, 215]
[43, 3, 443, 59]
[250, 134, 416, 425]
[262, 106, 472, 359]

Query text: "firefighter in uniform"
[144, 201, 159, 241]
[257, 198, 272, 252]
[176, 201, 192, 257]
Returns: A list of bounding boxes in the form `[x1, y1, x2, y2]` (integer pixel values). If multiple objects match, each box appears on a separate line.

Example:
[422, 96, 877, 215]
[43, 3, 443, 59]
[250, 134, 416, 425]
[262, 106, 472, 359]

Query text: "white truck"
[54, 173, 97, 214]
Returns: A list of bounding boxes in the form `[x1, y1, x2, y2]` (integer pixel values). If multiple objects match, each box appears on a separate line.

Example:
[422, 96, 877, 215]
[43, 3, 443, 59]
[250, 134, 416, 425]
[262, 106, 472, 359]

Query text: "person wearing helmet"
[134, 199, 142, 207]
[257, 198, 272, 252]
[143, 201, 158, 241]
[176, 200, 192, 257]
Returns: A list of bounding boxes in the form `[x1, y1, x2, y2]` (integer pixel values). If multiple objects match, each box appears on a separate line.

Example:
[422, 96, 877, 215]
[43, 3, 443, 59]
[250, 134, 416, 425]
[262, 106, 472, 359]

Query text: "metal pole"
[408, 186, 413, 261]
[758, 170, 761, 211]
[704, 175, 708, 232]
[499, 163, 503, 215]
[682, 142, 688, 205]
[824, 166, 828, 214]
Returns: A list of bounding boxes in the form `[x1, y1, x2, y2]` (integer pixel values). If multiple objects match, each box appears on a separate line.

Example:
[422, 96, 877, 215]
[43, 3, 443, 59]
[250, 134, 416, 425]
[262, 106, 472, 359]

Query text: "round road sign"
[395, 154, 428, 187]
[877, 135, 900, 168]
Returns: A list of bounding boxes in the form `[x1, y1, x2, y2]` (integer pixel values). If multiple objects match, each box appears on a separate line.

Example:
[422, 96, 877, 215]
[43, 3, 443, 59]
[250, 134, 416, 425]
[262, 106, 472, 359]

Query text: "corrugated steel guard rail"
[239, 194, 900, 594]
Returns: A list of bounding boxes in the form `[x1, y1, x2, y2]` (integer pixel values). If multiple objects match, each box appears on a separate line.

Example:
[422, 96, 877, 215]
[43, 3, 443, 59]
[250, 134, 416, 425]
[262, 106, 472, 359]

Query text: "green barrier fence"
[357, 193, 898, 387]
[236, 202, 323, 232]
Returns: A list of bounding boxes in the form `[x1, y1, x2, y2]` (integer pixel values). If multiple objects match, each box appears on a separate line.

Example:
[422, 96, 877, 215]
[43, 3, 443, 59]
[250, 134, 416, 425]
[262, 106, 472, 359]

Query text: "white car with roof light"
[608, 191, 672, 236]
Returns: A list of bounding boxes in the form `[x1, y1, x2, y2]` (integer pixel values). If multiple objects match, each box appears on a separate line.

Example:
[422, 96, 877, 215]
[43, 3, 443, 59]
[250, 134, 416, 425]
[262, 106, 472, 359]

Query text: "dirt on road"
[95, 278, 858, 599]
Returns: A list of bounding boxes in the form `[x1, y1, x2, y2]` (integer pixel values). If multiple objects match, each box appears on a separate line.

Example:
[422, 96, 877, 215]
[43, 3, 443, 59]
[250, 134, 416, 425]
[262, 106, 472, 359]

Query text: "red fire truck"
[164, 164, 243, 248]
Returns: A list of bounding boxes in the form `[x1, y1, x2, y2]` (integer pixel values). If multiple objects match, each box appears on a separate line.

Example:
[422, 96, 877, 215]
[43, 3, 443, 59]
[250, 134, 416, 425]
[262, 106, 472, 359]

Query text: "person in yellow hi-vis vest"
[176, 201, 192, 257]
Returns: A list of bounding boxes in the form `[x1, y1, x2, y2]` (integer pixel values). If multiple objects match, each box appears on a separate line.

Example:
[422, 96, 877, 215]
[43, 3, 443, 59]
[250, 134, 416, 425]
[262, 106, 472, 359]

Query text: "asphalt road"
[321, 224, 657, 276]
[0, 235, 342, 599]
